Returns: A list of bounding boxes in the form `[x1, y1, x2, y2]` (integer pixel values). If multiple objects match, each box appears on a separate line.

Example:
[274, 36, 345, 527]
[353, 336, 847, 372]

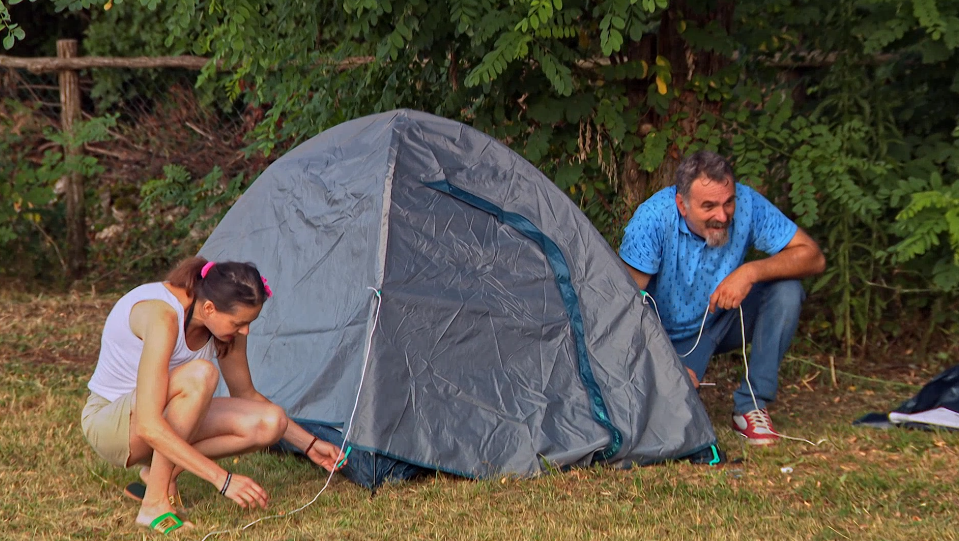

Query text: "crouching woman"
[81, 257, 343, 534]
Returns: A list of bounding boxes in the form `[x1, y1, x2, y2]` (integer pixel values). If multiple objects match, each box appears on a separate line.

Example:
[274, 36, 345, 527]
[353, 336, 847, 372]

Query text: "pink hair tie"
[200, 261, 216, 278]
[261, 277, 273, 298]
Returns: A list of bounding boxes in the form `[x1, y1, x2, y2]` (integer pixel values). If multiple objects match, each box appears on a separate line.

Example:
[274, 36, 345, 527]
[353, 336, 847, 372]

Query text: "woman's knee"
[170, 359, 220, 397]
[248, 403, 288, 446]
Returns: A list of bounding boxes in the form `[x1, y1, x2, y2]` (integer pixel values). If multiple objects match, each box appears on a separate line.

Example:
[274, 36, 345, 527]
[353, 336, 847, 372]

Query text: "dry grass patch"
[0, 288, 117, 365]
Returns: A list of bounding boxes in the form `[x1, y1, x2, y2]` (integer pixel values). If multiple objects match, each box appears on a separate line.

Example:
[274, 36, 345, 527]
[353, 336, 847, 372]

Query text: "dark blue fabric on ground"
[271, 422, 430, 489]
[853, 365, 959, 431]
[895, 365, 959, 415]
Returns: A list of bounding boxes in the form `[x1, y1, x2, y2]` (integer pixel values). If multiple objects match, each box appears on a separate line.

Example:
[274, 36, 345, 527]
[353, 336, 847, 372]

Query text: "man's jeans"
[670, 280, 805, 415]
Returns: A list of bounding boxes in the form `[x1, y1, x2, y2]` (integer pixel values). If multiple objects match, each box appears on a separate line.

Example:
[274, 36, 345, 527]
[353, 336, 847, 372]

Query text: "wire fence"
[1, 68, 61, 119]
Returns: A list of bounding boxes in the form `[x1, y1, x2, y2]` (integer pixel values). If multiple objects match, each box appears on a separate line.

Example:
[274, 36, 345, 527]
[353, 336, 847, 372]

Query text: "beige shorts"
[81, 390, 135, 468]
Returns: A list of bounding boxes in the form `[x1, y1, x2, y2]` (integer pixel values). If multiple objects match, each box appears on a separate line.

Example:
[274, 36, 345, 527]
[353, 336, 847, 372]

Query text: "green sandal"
[149, 512, 185, 535]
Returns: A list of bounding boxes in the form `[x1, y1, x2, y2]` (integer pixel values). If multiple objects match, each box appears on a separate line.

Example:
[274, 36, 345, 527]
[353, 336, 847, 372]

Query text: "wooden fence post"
[57, 39, 85, 278]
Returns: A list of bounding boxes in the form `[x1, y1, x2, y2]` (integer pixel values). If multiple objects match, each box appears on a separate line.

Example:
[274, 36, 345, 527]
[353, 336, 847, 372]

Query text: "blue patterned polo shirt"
[619, 184, 797, 341]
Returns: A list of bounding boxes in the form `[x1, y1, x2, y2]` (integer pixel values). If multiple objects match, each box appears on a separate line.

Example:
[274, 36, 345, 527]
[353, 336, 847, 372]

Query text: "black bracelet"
[219, 472, 232, 496]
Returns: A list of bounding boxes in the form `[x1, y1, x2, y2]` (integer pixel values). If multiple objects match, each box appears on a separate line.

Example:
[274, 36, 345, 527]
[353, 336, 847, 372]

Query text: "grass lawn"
[1, 288, 957, 540]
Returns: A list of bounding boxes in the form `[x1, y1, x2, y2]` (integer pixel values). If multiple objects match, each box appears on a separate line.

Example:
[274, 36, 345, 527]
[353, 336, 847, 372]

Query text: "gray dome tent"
[201, 109, 719, 487]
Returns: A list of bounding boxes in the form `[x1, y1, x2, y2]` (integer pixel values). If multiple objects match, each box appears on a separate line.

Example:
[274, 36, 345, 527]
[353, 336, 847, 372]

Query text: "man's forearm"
[743, 245, 826, 284]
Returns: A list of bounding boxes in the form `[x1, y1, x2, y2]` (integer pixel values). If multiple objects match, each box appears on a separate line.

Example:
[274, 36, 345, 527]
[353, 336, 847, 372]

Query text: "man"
[619, 150, 825, 445]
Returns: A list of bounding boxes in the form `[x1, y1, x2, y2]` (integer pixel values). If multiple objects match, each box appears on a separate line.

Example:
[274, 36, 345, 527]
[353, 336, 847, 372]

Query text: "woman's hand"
[306, 439, 347, 472]
[220, 472, 270, 509]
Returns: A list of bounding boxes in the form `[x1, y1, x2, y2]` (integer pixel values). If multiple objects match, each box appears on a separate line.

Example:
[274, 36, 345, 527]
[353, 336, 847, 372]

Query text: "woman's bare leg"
[137, 397, 287, 506]
[129, 359, 219, 528]
[127, 360, 288, 527]
[137, 397, 287, 498]
[188, 397, 288, 456]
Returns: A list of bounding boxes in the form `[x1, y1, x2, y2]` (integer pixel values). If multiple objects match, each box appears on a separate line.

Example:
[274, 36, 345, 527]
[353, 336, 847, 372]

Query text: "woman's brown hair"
[166, 256, 270, 358]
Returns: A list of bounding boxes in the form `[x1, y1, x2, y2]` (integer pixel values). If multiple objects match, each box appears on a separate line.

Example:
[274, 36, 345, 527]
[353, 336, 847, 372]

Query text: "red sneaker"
[732, 409, 779, 446]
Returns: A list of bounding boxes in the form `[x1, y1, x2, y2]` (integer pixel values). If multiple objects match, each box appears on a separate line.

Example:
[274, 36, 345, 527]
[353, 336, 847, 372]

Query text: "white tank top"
[88, 282, 216, 402]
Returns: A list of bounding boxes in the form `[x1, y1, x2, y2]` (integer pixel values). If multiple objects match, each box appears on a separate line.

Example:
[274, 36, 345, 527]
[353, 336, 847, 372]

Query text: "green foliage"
[890, 173, 959, 290]
[729, 0, 959, 355]
[0, 145, 56, 245]
[44, 115, 117, 177]
[83, 159, 252, 284]
[0, 100, 116, 277]
[81, 1, 205, 109]
[3, 0, 957, 349]
[0, 0, 30, 50]
[465, 31, 532, 88]
[855, 0, 959, 53]
[139, 164, 249, 249]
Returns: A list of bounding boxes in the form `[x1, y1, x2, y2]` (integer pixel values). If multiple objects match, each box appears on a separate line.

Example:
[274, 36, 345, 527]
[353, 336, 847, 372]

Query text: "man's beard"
[704, 219, 731, 247]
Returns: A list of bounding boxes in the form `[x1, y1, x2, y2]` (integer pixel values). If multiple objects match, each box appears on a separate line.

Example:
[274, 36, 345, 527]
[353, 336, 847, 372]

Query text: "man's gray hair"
[675, 150, 735, 199]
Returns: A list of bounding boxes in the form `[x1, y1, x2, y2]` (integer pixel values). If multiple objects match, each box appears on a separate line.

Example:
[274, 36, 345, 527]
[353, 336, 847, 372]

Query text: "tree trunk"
[620, 0, 735, 211]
